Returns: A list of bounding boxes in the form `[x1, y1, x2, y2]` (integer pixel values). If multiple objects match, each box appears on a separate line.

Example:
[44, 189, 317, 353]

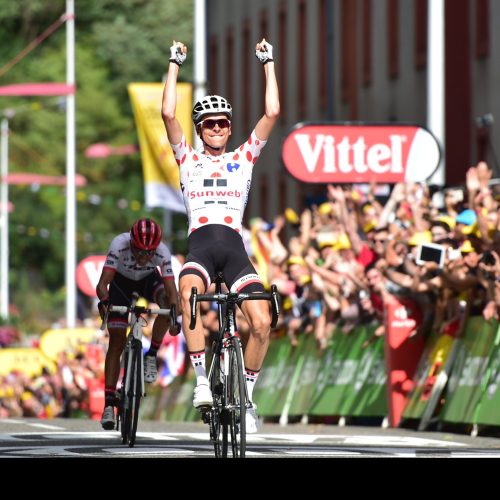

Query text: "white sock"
[189, 350, 208, 385]
[245, 368, 260, 403]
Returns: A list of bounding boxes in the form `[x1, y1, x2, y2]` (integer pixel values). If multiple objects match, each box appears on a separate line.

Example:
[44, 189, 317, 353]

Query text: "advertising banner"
[128, 83, 192, 212]
[340, 326, 387, 417]
[282, 123, 440, 184]
[308, 325, 386, 417]
[402, 329, 456, 420]
[384, 298, 425, 427]
[288, 334, 322, 416]
[39, 327, 100, 361]
[76, 255, 106, 297]
[253, 337, 292, 416]
[475, 325, 500, 425]
[0, 348, 55, 377]
[439, 316, 498, 424]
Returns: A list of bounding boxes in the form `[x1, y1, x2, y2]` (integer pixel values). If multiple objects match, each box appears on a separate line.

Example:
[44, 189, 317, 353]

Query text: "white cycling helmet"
[192, 95, 232, 125]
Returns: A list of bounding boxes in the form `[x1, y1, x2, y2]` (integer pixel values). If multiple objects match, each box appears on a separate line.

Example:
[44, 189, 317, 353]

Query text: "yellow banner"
[0, 348, 56, 377]
[39, 327, 101, 362]
[128, 82, 192, 212]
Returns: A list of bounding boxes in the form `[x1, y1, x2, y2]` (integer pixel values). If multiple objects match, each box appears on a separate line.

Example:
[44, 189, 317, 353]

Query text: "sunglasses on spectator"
[131, 245, 155, 257]
[201, 118, 231, 129]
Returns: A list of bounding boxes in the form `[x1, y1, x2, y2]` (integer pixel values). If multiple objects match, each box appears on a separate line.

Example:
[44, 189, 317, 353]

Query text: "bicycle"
[101, 292, 177, 447]
[189, 273, 280, 458]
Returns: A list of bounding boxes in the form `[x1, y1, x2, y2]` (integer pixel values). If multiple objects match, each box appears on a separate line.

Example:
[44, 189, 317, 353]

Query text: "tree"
[0, 0, 193, 334]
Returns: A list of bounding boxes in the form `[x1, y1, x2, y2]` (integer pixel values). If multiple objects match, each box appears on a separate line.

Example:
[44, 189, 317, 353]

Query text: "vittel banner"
[282, 123, 441, 183]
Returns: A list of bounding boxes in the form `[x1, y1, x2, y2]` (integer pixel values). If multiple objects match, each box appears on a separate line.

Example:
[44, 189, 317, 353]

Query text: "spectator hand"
[255, 38, 273, 64]
[169, 40, 187, 66]
[466, 166, 480, 192]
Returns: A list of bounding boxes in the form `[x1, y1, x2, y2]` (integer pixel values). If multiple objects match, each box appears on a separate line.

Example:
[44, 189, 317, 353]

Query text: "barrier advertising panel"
[439, 317, 498, 424]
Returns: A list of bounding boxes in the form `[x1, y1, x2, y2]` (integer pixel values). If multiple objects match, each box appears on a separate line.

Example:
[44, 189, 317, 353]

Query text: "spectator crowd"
[2, 161, 500, 418]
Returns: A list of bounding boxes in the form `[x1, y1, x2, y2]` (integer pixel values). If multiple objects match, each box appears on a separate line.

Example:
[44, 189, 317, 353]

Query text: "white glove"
[255, 39, 273, 64]
[169, 41, 187, 66]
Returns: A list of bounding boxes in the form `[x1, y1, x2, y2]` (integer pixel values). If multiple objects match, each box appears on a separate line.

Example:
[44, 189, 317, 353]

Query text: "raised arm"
[254, 39, 280, 141]
[161, 40, 187, 145]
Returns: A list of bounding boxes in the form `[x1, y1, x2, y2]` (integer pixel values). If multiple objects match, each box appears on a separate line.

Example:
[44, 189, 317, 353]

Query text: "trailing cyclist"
[96, 218, 180, 430]
[162, 38, 280, 433]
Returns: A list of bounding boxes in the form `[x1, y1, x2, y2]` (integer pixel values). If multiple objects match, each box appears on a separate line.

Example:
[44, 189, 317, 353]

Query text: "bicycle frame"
[122, 305, 146, 402]
[101, 292, 177, 447]
[189, 275, 280, 458]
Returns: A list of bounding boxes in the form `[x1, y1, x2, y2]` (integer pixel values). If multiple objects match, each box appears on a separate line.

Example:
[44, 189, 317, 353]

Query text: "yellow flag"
[128, 82, 192, 212]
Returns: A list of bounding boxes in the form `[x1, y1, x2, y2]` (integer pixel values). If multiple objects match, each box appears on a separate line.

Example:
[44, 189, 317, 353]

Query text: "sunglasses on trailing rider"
[131, 244, 155, 257]
[200, 118, 231, 129]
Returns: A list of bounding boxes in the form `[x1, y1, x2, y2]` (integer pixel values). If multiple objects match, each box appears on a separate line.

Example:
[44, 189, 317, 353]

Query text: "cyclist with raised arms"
[162, 38, 279, 433]
[96, 218, 180, 430]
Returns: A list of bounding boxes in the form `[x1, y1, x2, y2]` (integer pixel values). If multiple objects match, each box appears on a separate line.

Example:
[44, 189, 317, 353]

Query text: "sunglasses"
[201, 118, 231, 129]
[131, 245, 154, 257]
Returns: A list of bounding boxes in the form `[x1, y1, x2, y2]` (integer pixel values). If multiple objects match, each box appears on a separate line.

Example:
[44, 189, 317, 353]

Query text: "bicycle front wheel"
[120, 348, 131, 445]
[128, 341, 143, 448]
[209, 349, 228, 458]
[227, 338, 246, 458]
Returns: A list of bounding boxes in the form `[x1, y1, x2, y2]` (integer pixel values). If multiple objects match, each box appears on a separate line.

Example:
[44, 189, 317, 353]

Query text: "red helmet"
[130, 218, 162, 251]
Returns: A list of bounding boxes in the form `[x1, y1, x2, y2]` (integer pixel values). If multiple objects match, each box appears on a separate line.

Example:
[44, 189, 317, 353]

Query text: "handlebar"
[189, 285, 280, 330]
[100, 301, 178, 332]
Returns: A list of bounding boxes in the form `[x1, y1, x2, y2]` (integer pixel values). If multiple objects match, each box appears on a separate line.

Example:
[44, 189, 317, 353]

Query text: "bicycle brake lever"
[169, 304, 181, 336]
[189, 287, 198, 330]
[270, 284, 280, 329]
[100, 303, 111, 331]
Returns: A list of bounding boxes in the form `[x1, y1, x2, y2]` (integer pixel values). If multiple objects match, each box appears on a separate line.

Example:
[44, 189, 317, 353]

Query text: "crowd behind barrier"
[3, 162, 500, 432]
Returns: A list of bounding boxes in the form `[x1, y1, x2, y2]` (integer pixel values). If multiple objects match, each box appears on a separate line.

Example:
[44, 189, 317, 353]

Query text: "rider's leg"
[180, 272, 213, 407]
[240, 299, 271, 403]
[104, 325, 127, 403]
[101, 323, 127, 429]
[147, 288, 170, 357]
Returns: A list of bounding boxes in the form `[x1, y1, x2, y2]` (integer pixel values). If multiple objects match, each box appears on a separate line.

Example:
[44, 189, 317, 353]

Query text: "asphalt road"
[1, 417, 499, 458]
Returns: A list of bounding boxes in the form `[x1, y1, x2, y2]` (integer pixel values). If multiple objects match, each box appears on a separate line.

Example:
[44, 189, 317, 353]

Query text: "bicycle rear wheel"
[128, 341, 143, 447]
[227, 338, 246, 458]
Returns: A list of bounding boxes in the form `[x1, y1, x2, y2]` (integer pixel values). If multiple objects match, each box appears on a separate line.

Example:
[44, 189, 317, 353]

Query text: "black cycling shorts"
[179, 224, 264, 293]
[107, 270, 163, 329]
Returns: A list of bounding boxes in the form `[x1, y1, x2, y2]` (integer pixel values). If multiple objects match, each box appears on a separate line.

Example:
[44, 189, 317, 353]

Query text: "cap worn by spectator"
[284, 208, 300, 225]
[456, 209, 477, 227]
[333, 233, 352, 251]
[408, 231, 432, 246]
[363, 220, 377, 234]
[318, 202, 333, 216]
[460, 240, 476, 253]
[437, 215, 456, 230]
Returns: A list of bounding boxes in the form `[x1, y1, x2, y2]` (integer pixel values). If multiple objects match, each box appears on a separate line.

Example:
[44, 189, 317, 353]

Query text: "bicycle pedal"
[197, 404, 211, 413]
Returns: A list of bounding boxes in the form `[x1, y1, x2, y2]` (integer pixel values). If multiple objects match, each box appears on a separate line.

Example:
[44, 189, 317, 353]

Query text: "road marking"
[104, 447, 196, 455]
[343, 435, 466, 447]
[26, 423, 66, 430]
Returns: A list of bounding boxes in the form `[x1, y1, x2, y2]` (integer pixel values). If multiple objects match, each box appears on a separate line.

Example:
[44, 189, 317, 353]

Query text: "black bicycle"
[189, 273, 279, 458]
[102, 292, 177, 447]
